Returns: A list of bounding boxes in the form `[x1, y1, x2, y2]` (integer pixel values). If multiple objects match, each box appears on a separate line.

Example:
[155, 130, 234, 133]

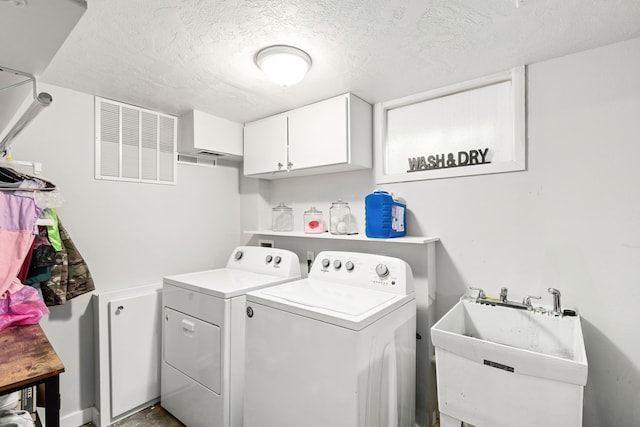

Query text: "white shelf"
[244, 230, 439, 245]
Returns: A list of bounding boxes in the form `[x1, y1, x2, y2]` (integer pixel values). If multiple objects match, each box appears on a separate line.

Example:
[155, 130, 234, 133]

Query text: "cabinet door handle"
[277, 162, 283, 170]
[287, 161, 293, 170]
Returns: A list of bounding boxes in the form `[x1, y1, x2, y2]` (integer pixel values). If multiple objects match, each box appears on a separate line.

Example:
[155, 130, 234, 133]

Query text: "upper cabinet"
[243, 93, 372, 179]
[178, 110, 243, 161]
[244, 113, 288, 175]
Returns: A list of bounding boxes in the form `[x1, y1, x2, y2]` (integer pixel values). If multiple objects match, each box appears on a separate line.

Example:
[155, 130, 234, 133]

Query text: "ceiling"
[29, 0, 640, 123]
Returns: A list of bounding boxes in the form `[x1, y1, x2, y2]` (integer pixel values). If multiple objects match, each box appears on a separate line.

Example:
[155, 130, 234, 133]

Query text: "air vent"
[194, 150, 225, 158]
[95, 97, 177, 184]
[177, 154, 217, 168]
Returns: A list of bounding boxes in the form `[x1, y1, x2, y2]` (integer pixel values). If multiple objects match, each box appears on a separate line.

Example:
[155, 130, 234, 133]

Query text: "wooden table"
[0, 324, 65, 427]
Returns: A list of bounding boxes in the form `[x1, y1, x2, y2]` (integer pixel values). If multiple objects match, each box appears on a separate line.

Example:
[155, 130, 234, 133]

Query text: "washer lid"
[249, 279, 414, 330]
[261, 280, 395, 316]
[163, 269, 297, 298]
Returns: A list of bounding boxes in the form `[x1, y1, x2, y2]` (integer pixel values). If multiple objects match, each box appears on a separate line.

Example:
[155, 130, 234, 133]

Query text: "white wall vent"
[95, 97, 177, 184]
[177, 153, 218, 168]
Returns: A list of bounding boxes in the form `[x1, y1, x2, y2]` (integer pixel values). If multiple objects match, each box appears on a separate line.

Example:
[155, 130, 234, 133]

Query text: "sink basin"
[431, 298, 588, 427]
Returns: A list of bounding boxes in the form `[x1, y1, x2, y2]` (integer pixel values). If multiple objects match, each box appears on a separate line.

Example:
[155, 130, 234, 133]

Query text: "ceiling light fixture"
[255, 45, 312, 87]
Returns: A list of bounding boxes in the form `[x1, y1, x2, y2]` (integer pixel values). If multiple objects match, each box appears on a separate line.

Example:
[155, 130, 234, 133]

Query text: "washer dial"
[375, 264, 389, 278]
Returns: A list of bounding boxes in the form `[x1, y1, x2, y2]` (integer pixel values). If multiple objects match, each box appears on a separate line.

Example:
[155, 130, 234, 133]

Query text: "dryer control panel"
[310, 251, 414, 295]
[227, 246, 301, 278]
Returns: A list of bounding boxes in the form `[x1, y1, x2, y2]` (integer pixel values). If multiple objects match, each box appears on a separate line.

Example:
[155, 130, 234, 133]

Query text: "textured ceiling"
[39, 0, 640, 123]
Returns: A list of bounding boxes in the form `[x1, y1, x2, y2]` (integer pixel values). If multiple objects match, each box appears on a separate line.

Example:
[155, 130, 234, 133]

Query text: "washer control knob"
[322, 258, 330, 268]
[265, 255, 273, 263]
[375, 264, 390, 278]
[274, 256, 282, 265]
[333, 260, 342, 270]
[235, 250, 243, 260]
[345, 261, 355, 271]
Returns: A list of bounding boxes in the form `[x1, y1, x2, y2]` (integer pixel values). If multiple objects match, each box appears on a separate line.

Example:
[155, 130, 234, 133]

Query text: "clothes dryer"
[161, 246, 301, 427]
[244, 251, 416, 427]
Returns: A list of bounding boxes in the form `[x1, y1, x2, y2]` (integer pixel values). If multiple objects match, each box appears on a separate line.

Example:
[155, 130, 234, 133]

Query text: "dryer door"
[164, 307, 221, 394]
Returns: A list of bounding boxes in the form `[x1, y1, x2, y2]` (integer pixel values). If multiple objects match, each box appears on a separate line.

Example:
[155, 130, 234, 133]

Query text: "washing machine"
[161, 246, 301, 427]
[244, 251, 416, 427]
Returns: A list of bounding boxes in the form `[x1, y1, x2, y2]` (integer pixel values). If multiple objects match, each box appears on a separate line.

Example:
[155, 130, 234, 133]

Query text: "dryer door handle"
[181, 319, 196, 333]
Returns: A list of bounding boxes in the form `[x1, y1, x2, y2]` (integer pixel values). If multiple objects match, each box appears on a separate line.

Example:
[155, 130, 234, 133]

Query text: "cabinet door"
[288, 95, 348, 171]
[109, 293, 161, 417]
[243, 114, 288, 176]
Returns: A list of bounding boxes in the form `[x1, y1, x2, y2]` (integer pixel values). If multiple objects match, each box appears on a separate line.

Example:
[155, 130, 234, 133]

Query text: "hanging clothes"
[0, 192, 49, 332]
[0, 165, 94, 310]
[0, 192, 40, 295]
[45, 208, 62, 251]
[39, 219, 95, 306]
[16, 237, 35, 283]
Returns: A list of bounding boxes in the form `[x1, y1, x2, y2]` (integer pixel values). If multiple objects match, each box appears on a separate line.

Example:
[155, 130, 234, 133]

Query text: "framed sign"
[374, 66, 526, 183]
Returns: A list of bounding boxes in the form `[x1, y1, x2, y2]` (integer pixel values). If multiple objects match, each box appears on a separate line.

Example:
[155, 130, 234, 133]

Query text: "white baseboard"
[36, 407, 93, 427]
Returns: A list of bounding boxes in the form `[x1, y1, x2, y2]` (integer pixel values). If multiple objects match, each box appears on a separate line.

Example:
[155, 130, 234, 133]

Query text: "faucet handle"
[469, 287, 486, 300]
[500, 287, 508, 302]
[522, 295, 541, 310]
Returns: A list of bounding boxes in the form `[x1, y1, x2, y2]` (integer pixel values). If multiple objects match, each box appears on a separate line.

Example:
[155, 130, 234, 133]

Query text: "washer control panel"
[310, 251, 413, 295]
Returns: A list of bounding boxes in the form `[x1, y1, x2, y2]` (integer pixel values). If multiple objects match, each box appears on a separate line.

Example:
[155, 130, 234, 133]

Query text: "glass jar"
[329, 199, 351, 235]
[272, 202, 293, 231]
[303, 207, 324, 234]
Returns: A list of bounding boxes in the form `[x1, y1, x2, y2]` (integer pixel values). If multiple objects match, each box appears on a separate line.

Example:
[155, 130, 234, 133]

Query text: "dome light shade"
[255, 45, 312, 86]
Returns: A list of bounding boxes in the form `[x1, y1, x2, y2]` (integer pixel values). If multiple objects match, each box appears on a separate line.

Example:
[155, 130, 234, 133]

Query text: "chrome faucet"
[548, 288, 562, 316]
[468, 286, 529, 310]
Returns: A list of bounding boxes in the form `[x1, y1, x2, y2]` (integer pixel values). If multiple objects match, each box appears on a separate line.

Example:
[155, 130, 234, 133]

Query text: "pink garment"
[0, 284, 49, 332]
[16, 238, 36, 283]
[0, 193, 40, 296]
[0, 192, 40, 231]
[0, 229, 36, 295]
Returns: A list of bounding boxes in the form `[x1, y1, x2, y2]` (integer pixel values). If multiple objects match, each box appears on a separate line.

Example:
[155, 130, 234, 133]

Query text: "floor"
[80, 405, 184, 427]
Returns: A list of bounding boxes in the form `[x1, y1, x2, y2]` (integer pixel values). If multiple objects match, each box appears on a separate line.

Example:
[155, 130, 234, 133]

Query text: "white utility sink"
[431, 298, 588, 427]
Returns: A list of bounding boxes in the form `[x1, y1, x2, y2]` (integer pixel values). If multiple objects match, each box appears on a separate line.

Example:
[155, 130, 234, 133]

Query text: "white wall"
[8, 84, 242, 425]
[250, 37, 640, 426]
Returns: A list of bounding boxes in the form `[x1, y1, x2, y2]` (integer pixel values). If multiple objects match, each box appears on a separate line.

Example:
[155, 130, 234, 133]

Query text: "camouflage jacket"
[41, 220, 95, 306]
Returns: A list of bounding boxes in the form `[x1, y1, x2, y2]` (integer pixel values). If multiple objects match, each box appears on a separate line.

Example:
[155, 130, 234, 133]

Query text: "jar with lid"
[303, 207, 324, 234]
[272, 202, 293, 232]
[329, 199, 351, 235]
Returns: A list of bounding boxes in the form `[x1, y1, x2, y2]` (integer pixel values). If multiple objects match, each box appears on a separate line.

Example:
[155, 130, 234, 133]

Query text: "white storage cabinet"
[243, 93, 372, 178]
[178, 110, 243, 160]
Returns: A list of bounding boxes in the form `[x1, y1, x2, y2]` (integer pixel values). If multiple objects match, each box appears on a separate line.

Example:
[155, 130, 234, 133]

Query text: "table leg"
[44, 375, 60, 427]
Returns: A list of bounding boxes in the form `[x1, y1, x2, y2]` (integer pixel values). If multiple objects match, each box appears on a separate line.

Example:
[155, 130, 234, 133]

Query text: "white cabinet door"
[288, 95, 349, 171]
[243, 114, 288, 175]
[109, 293, 161, 418]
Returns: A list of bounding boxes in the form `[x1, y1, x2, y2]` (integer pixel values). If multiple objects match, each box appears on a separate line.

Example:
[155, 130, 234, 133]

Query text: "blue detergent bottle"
[365, 191, 407, 238]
